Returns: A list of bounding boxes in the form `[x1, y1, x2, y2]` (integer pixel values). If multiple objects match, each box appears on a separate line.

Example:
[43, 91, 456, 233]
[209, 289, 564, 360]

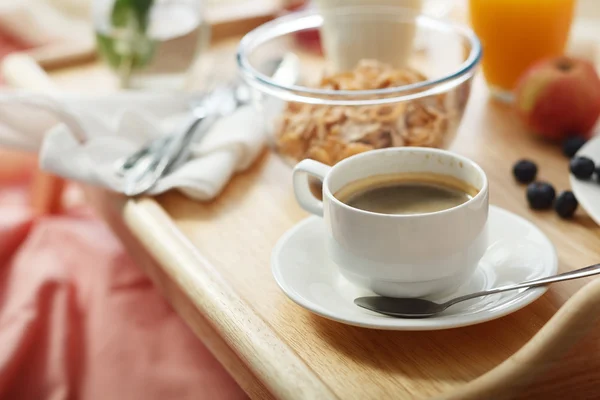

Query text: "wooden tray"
[5, 32, 600, 400]
[120, 91, 600, 399]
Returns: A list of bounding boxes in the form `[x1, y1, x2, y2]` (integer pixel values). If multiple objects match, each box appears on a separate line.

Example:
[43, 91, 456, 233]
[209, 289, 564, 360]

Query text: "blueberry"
[512, 159, 538, 184]
[526, 182, 556, 210]
[554, 191, 578, 219]
[570, 156, 595, 179]
[562, 137, 587, 158]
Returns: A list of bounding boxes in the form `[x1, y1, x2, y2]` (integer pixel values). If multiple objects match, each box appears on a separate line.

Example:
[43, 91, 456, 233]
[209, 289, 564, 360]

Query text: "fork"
[113, 79, 222, 178]
[118, 52, 299, 196]
[121, 82, 249, 196]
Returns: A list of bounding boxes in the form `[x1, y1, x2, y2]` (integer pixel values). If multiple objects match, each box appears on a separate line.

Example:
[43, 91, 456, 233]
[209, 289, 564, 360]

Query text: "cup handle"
[292, 159, 331, 217]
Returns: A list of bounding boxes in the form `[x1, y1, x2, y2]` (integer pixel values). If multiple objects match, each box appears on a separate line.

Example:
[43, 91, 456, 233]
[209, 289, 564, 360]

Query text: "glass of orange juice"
[469, 0, 576, 102]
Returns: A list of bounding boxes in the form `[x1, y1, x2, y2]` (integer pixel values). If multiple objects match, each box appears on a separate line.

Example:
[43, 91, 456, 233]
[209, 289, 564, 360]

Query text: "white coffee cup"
[292, 147, 489, 298]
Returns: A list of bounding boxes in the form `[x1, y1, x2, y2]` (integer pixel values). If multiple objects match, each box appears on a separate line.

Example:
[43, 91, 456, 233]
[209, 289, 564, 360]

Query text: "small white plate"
[571, 136, 600, 226]
[271, 206, 557, 330]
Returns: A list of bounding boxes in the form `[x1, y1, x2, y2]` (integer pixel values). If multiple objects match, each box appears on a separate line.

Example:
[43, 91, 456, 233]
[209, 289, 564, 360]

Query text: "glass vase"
[93, 0, 211, 91]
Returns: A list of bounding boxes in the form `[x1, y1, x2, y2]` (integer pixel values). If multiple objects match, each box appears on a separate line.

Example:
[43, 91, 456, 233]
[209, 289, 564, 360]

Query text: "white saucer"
[271, 206, 557, 330]
[571, 136, 600, 226]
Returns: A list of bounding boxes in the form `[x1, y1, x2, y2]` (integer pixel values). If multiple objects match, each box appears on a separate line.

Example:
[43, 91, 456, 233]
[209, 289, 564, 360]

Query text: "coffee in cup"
[334, 172, 478, 215]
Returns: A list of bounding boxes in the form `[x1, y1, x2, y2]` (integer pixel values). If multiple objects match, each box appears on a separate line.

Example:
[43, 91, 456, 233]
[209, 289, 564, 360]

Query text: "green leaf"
[111, 0, 154, 30]
[96, 0, 156, 86]
[96, 31, 155, 70]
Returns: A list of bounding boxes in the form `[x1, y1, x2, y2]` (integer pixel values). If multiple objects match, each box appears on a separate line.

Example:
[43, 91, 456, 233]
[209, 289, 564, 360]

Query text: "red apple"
[515, 56, 600, 141]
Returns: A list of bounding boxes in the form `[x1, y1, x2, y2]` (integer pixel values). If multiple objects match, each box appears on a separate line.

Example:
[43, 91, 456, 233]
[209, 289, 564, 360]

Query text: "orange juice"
[469, 0, 576, 101]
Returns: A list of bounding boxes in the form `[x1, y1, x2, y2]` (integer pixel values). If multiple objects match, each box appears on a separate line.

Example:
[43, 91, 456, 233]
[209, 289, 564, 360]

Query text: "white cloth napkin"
[0, 92, 265, 200]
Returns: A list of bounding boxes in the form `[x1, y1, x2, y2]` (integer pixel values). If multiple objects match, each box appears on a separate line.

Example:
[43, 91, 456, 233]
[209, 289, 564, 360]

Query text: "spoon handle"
[444, 263, 600, 308]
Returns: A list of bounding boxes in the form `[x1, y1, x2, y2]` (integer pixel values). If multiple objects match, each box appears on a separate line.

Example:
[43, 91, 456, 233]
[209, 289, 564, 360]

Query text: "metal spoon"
[354, 263, 600, 318]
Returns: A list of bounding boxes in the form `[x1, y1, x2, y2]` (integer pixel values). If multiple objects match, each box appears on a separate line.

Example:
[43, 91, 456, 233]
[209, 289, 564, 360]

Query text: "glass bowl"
[236, 5, 481, 166]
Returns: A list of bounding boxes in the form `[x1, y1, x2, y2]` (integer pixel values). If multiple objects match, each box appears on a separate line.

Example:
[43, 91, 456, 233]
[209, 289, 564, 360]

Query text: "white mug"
[292, 147, 489, 298]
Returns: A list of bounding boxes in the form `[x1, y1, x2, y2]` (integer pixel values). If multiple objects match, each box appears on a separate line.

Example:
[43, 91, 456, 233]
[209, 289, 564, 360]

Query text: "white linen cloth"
[0, 91, 265, 200]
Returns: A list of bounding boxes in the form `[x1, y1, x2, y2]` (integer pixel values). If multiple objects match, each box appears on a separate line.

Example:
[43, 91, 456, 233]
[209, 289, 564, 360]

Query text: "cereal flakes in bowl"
[237, 6, 481, 166]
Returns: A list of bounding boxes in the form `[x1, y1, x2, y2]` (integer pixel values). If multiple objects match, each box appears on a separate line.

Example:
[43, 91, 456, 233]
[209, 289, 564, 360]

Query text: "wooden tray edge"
[123, 197, 338, 400]
[443, 276, 600, 399]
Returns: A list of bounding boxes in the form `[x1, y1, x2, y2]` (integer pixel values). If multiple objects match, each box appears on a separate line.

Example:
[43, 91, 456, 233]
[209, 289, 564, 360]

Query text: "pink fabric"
[0, 155, 248, 400]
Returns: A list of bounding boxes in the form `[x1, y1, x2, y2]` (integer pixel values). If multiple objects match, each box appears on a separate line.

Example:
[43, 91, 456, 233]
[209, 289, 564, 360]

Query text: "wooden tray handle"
[1, 53, 57, 91]
[443, 277, 600, 400]
[1, 53, 67, 215]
